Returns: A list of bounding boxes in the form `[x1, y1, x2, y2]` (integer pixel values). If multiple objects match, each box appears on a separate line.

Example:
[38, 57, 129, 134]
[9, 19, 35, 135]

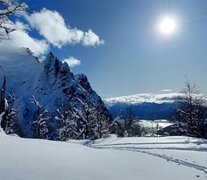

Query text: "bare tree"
[175, 80, 207, 137]
[0, 0, 27, 40]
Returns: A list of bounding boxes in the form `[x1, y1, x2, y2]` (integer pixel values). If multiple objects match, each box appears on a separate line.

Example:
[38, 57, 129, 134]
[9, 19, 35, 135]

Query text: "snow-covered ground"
[136, 119, 172, 136]
[139, 119, 172, 129]
[0, 129, 207, 180]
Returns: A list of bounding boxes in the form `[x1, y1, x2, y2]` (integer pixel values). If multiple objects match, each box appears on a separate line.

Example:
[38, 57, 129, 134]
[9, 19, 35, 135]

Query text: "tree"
[123, 104, 142, 137]
[0, 65, 6, 128]
[0, 75, 6, 115]
[112, 104, 142, 137]
[3, 93, 20, 135]
[56, 100, 113, 140]
[56, 107, 78, 141]
[30, 96, 50, 139]
[175, 80, 207, 138]
[0, 112, 4, 124]
[95, 106, 111, 139]
[0, 0, 27, 40]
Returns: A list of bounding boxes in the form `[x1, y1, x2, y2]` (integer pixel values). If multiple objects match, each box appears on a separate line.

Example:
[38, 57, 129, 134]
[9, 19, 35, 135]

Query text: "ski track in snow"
[90, 142, 207, 175]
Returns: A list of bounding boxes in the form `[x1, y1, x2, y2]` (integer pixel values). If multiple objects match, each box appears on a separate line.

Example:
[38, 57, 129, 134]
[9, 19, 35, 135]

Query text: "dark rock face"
[44, 53, 111, 119]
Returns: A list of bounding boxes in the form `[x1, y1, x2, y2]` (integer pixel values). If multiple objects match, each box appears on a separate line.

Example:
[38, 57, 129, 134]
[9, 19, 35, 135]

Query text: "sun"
[159, 17, 176, 34]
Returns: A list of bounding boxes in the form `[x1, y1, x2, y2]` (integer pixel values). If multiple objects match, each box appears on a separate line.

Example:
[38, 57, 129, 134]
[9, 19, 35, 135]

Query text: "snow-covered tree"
[175, 80, 207, 138]
[0, 70, 7, 130]
[3, 93, 20, 135]
[56, 100, 112, 140]
[0, 75, 6, 116]
[30, 96, 50, 139]
[75, 103, 111, 140]
[0, 0, 27, 40]
[74, 103, 93, 140]
[0, 112, 4, 124]
[111, 105, 142, 137]
[56, 107, 78, 141]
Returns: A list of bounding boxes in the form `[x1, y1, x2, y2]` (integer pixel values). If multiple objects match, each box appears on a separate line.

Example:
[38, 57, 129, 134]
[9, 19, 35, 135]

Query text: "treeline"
[0, 92, 113, 141]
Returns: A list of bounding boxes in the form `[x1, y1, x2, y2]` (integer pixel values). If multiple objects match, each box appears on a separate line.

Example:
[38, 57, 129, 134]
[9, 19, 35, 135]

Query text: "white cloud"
[105, 93, 185, 105]
[82, 29, 104, 46]
[25, 8, 104, 47]
[0, 21, 49, 56]
[63, 57, 81, 67]
[161, 89, 172, 92]
[0, 8, 104, 56]
[9, 30, 49, 56]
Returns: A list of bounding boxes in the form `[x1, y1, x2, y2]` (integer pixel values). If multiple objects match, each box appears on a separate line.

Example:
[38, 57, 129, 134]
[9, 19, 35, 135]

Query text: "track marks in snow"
[91, 144, 207, 175]
[119, 147, 207, 174]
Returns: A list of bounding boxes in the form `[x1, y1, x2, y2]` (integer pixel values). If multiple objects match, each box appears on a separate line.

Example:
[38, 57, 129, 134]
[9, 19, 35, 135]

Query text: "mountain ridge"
[0, 45, 112, 139]
[104, 93, 180, 120]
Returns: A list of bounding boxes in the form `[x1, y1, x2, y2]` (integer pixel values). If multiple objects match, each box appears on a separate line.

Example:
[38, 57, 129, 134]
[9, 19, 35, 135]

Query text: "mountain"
[0, 45, 112, 139]
[104, 93, 182, 120]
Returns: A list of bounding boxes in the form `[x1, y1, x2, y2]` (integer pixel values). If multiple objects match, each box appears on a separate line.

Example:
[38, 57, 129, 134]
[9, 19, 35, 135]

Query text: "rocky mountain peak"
[0, 46, 113, 139]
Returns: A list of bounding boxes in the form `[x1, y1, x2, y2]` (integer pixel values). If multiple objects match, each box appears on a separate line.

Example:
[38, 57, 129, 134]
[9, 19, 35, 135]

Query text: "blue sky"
[19, 0, 207, 98]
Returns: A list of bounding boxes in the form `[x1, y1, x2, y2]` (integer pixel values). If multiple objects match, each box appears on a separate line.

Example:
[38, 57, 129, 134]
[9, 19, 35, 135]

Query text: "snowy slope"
[0, 46, 42, 97]
[0, 130, 207, 180]
[0, 45, 112, 137]
[91, 135, 207, 179]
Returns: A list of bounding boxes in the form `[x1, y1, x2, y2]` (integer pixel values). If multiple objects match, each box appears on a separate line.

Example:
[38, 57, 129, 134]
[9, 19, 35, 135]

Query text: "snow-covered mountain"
[0, 45, 112, 138]
[105, 93, 183, 105]
[105, 93, 207, 120]
[104, 93, 181, 119]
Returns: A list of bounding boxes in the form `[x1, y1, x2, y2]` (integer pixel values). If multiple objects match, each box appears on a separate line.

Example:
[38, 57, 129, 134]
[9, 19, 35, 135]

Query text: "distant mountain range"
[104, 93, 184, 120]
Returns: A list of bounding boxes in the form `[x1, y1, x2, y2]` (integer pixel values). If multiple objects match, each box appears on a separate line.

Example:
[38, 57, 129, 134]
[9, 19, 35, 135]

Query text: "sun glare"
[159, 17, 176, 34]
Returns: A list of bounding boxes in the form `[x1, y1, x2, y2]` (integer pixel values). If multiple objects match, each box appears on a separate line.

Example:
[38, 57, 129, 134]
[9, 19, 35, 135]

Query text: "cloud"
[1, 21, 49, 56]
[25, 8, 104, 47]
[9, 30, 49, 56]
[105, 93, 184, 105]
[0, 8, 104, 56]
[63, 57, 81, 67]
[82, 29, 104, 46]
[161, 89, 172, 92]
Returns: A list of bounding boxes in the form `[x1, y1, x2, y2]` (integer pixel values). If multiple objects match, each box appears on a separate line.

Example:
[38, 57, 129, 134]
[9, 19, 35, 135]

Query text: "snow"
[0, 129, 207, 180]
[139, 119, 172, 129]
[0, 0, 27, 15]
[0, 45, 43, 96]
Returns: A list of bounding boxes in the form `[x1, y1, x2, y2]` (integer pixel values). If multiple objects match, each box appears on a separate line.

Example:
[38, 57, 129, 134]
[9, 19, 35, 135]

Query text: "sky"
[4, 0, 207, 98]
